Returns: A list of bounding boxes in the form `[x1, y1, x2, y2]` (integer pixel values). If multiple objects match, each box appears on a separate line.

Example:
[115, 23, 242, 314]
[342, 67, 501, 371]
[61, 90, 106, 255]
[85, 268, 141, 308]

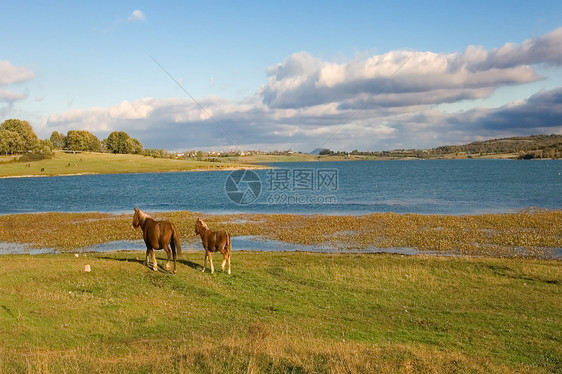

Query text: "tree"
[125, 137, 143, 154]
[0, 119, 39, 153]
[50, 131, 66, 149]
[65, 130, 101, 152]
[0, 129, 24, 155]
[105, 131, 143, 154]
[105, 131, 129, 154]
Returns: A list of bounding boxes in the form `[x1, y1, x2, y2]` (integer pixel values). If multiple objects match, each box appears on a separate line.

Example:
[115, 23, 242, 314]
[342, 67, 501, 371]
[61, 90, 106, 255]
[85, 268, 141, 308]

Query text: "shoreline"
[0, 165, 267, 179]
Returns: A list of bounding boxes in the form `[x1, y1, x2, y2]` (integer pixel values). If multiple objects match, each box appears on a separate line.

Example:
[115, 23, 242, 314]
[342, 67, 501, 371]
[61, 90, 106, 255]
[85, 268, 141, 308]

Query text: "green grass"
[0, 252, 559, 373]
[0, 151, 259, 178]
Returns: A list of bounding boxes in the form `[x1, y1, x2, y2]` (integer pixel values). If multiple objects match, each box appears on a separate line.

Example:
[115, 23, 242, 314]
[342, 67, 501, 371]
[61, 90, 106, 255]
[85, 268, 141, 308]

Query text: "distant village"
[171, 149, 295, 161]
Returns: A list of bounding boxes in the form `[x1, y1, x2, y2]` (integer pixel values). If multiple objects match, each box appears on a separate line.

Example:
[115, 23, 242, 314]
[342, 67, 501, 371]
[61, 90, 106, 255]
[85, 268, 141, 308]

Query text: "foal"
[195, 218, 231, 274]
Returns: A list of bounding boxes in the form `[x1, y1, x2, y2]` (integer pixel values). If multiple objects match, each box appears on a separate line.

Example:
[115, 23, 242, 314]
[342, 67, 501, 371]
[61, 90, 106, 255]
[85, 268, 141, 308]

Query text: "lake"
[0, 159, 560, 215]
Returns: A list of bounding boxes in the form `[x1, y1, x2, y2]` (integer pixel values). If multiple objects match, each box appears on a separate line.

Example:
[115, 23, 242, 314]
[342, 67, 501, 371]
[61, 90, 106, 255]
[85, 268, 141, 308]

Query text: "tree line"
[50, 129, 143, 154]
[432, 135, 562, 157]
[0, 119, 145, 157]
[318, 134, 562, 159]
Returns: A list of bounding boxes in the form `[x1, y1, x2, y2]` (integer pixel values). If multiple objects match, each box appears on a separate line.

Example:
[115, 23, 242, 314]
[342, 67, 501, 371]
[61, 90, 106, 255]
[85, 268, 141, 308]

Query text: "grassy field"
[0, 151, 258, 178]
[0, 251, 560, 373]
[0, 211, 560, 372]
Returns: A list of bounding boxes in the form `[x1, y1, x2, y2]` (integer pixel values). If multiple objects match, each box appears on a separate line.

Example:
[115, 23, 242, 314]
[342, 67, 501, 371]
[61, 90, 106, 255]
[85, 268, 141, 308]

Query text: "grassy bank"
[0, 251, 560, 373]
[1, 210, 560, 258]
[0, 151, 259, 178]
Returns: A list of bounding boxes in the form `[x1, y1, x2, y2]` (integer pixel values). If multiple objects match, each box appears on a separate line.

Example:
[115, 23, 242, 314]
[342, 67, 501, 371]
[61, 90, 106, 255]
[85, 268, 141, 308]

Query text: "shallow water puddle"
[0, 242, 52, 255]
[0, 237, 421, 256]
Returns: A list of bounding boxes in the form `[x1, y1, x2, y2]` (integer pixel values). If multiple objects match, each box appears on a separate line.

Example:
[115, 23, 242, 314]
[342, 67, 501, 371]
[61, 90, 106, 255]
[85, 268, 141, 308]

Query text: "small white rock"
[84, 264, 91, 272]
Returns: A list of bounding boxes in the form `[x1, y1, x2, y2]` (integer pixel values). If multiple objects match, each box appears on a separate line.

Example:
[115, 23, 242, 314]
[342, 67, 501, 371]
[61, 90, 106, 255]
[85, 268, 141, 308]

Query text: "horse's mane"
[134, 207, 152, 227]
[197, 218, 209, 230]
[137, 209, 151, 220]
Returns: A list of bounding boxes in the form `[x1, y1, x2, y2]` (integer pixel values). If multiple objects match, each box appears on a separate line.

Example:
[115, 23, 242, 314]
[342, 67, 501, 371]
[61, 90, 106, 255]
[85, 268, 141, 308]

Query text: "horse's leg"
[220, 249, 227, 272]
[164, 246, 172, 272]
[170, 238, 177, 274]
[145, 247, 151, 267]
[227, 252, 231, 275]
[202, 249, 207, 272]
[151, 250, 158, 271]
[208, 252, 214, 274]
[171, 243, 177, 274]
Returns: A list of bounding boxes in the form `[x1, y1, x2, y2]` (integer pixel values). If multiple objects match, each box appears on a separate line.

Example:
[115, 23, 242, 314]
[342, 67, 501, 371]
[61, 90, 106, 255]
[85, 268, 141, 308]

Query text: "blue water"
[0, 160, 560, 215]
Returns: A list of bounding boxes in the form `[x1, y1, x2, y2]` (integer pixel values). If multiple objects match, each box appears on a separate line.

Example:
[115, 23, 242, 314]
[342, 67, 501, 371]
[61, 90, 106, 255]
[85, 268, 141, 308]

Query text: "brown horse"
[195, 218, 231, 274]
[132, 207, 182, 273]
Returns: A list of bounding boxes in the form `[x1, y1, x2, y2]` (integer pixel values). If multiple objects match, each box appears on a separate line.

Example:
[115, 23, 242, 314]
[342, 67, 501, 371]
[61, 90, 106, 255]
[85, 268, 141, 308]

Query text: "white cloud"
[43, 28, 562, 152]
[0, 60, 34, 85]
[0, 60, 33, 104]
[465, 27, 562, 71]
[260, 46, 544, 110]
[128, 10, 145, 22]
[109, 98, 155, 120]
[0, 89, 27, 103]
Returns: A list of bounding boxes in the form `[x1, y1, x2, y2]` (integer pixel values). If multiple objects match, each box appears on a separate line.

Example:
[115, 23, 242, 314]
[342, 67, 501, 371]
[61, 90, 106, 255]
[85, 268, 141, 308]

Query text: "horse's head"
[132, 207, 146, 229]
[195, 218, 208, 236]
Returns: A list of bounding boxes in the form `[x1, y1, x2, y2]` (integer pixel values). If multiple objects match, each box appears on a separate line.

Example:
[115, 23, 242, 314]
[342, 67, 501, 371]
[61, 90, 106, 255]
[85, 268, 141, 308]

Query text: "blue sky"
[1, 1, 562, 152]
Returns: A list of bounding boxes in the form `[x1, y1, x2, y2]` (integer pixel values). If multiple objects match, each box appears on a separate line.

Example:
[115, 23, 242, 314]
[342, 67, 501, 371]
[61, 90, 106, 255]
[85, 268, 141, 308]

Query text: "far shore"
[0, 165, 266, 179]
[2, 150, 558, 178]
[0, 151, 267, 179]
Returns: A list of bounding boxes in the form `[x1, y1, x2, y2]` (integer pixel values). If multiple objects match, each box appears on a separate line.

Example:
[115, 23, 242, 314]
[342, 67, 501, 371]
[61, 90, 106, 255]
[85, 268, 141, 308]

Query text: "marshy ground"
[1, 210, 560, 258]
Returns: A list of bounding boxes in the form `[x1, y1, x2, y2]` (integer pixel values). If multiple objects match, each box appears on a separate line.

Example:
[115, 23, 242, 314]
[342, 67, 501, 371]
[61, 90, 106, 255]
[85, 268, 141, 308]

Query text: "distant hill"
[314, 134, 562, 159]
[432, 134, 562, 159]
[309, 148, 324, 155]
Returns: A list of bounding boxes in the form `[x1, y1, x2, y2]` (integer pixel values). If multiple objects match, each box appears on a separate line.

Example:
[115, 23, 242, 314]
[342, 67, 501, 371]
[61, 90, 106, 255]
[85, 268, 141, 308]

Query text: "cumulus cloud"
[0, 89, 27, 103]
[43, 28, 562, 151]
[128, 9, 146, 22]
[446, 88, 562, 131]
[0, 60, 33, 104]
[460, 27, 562, 71]
[260, 28, 562, 111]
[0, 60, 34, 85]
[260, 48, 543, 109]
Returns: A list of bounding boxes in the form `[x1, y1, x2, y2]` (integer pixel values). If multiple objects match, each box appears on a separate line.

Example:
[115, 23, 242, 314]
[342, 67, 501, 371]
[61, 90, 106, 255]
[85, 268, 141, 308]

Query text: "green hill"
[316, 134, 562, 160]
[433, 134, 562, 159]
[0, 151, 260, 178]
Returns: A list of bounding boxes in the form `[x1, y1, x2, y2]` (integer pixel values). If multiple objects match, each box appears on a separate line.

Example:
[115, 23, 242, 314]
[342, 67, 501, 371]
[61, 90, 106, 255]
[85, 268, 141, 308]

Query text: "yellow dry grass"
[0, 210, 560, 258]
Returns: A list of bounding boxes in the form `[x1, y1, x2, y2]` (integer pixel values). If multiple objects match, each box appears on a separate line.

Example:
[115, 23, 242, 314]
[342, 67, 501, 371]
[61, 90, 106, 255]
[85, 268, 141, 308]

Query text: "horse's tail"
[172, 224, 182, 256]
